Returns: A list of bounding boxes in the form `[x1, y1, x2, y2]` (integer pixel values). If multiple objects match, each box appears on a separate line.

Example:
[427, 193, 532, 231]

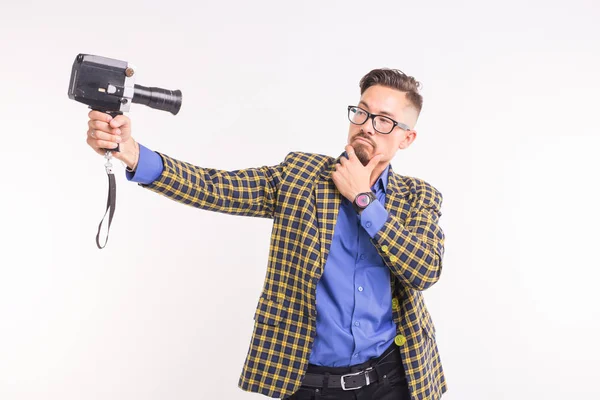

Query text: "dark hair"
[359, 68, 423, 114]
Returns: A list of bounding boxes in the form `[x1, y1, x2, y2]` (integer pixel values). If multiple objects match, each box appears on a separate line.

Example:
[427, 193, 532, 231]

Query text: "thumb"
[367, 154, 384, 170]
[109, 115, 129, 129]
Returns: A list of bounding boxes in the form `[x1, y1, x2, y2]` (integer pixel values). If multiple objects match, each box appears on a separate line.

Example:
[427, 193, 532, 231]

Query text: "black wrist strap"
[91, 108, 122, 250]
[96, 171, 116, 249]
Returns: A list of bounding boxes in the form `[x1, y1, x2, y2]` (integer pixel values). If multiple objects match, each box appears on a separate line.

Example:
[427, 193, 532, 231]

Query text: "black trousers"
[284, 342, 411, 400]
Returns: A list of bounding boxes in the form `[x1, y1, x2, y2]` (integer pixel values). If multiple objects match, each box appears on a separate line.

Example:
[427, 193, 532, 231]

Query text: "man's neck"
[369, 162, 389, 188]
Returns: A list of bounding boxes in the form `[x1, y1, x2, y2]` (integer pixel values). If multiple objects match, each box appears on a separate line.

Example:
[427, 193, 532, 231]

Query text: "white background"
[1, 0, 599, 399]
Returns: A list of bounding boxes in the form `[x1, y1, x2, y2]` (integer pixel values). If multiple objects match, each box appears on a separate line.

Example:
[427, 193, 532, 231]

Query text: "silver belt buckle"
[340, 367, 373, 391]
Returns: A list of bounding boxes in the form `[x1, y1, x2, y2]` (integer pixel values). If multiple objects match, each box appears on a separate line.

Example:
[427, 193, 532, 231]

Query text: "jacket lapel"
[384, 165, 410, 213]
[313, 155, 342, 277]
[383, 166, 410, 298]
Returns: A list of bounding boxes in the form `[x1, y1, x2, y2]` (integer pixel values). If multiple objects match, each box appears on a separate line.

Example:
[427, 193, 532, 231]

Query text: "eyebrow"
[358, 100, 397, 119]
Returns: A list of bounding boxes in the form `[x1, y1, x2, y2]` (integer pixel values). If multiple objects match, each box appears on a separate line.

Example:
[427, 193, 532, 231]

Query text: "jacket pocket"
[253, 292, 289, 326]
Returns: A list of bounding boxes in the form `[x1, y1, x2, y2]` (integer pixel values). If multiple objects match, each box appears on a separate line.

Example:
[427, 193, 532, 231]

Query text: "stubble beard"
[353, 142, 373, 166]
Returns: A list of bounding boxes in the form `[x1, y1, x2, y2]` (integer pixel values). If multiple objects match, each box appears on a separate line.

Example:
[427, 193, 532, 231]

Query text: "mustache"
[353, 133, 374, 147]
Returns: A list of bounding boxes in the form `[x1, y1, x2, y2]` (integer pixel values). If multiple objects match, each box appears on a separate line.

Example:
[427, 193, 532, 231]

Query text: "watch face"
[356, 194, 371, 208]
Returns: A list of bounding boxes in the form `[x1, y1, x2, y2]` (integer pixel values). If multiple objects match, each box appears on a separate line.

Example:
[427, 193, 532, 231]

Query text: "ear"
[398, 130, 417, 150]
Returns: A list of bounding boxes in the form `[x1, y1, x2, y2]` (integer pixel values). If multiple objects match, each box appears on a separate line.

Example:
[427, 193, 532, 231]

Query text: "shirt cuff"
[360, 200, 388, 238]
[125, 143, 164, 184]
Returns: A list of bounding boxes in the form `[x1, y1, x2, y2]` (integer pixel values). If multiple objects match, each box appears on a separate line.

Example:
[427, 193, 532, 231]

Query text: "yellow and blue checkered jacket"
[139, 150, 447, 399]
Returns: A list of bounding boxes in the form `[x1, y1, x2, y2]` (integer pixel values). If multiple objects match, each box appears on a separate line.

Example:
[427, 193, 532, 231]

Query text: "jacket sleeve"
[373, 182, 445, 291]
[137, 152, 291, 219]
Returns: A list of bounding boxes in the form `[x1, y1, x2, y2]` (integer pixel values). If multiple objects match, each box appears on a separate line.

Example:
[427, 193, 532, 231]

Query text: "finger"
[367, 154, 384, 170]
[87, 135, 119, 151]
[88, 119, 112, 133]
[109, 115, 129, 129]
[88, 129, 122, 144]
[88, 110, 114, 123]
[88, 119, 121, 135]
[345, 145, 356, 159]
[331, 170, 340, 183]
[97, 140, 120, 150]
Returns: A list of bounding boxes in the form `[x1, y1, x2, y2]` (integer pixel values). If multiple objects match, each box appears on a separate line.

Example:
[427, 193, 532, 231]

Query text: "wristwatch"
[353, 192, 377, 214]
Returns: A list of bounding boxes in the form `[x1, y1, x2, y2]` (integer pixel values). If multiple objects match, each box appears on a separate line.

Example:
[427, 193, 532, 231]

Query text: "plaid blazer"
[139, 151, 447, 399]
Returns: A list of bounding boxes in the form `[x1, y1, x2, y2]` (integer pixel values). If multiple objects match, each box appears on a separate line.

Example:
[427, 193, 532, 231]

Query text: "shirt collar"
[371, 164, 390, 193]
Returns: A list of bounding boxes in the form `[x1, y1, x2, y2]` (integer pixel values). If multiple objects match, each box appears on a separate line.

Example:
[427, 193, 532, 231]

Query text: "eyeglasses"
[347, 105, 410, 134]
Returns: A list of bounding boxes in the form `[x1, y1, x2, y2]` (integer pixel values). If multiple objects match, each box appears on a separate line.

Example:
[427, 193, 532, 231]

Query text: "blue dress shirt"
[127, 146, 395, 367]
[308, 165, 395, 367]
[125, 143, 164, 184]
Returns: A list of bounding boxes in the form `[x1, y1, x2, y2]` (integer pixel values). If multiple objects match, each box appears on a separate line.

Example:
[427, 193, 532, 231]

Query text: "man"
[86, 68, 447, 399]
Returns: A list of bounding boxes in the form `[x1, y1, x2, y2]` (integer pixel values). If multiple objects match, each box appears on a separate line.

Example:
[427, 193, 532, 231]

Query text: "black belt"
[301, 343, 402, 391]
[303, 367, 380, 391]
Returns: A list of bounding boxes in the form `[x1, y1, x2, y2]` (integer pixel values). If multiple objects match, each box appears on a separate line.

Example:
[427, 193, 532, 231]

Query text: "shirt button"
[354, 321, 360, 327]
[381, 245, 389, 253]
[365, 221, 372, 228]
[358, 286, 364, 292]
[392, 298, 399, 309]
[390, 255, 398, 262]
[360, 254, 366, 260]
[394, 334, 407, 346]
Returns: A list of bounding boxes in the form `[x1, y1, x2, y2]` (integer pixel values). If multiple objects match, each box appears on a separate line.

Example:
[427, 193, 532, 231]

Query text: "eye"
[376, 117, 392, 127]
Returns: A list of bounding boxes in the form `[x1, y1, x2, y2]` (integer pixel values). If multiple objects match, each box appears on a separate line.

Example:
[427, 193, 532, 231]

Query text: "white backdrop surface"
[1, 1, 599, 399]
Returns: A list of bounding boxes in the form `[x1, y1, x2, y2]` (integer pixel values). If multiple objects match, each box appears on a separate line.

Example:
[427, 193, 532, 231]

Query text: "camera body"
[68, 54, 137, 114]
[68, 53, 182, 116]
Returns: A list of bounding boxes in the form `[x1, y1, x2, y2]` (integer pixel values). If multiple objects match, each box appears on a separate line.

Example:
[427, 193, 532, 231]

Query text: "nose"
[361, 115, 376, 136]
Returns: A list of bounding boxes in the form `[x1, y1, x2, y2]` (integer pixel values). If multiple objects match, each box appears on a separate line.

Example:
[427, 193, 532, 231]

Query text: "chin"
[356, 150, 370, 166]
